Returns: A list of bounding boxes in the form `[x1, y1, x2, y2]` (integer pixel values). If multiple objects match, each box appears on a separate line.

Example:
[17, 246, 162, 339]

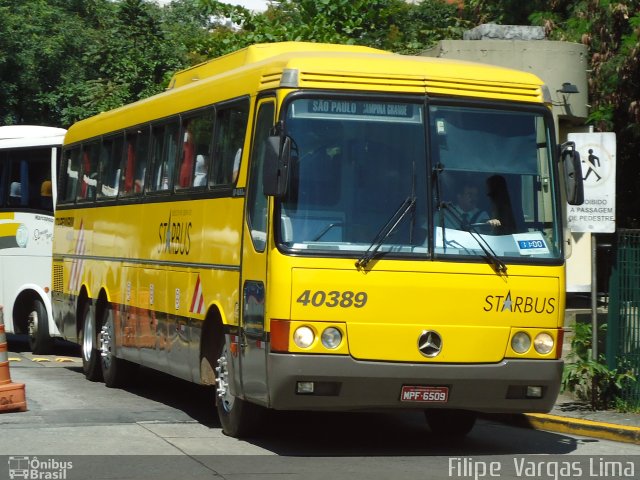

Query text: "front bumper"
[267, 353, 563, 413]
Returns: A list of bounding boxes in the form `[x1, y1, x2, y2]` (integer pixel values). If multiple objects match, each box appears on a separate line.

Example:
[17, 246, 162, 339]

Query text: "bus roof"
[0, 125, 67, 149]
[168, 41, 390, 89]
[65, 42, 547, 145]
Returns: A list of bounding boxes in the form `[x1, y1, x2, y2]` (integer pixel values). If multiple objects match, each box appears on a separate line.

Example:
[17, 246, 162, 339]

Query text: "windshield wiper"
[439, 202, 508, 275]
[355, 196, 416, 270]
[313, 222, 344, 241]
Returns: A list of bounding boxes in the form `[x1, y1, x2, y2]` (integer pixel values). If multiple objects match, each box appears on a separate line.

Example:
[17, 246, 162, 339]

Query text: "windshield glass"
[278, 97, 561, 262]
[431, 105, 560, 260]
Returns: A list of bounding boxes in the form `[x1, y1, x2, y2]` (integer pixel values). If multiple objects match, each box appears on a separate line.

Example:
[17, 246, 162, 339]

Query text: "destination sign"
[291, 99, 422, 123]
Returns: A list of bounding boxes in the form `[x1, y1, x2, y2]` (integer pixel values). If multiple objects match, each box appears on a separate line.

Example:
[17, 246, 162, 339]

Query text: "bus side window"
[212, 100, 249, 186]
[8, 181, 22, 206]
[121, 127, 149, 196]
[150, 120, 179, 192]
[61, 148, 80, 203]
[78, 142, 99, 201]
[0, 159, 6, 207]
[7, 157, 27, 208]
[176, 110, 214, 189]
[246, 101, 274, 252]
[98, 135, 124, 199]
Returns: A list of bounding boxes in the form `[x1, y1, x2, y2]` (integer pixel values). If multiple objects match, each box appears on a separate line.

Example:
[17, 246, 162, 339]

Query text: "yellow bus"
[52, 42, 583, 438]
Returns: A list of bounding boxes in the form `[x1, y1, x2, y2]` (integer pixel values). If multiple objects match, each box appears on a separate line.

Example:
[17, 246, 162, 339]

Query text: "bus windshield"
[278, 97, 561, 262]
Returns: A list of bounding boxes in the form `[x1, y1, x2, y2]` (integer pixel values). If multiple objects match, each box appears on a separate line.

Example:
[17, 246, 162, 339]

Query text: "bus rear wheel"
[80, 302, 102, 382]
[28, 297, 53, 354]
[425, 409, 476, 438]
[215, 338, 262, 438]
[99, 305, 137, 388]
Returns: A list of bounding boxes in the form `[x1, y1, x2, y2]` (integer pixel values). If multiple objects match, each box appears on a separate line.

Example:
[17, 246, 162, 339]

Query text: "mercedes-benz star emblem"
[418, 330, 442, 358]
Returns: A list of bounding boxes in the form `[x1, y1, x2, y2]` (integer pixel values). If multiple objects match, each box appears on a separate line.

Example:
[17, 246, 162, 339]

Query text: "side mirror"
[263, 135, 291, 197]
[560, 141, 584, 206]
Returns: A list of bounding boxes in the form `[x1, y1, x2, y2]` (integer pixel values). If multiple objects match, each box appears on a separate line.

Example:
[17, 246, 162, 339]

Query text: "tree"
[196, 0, 466, 56]
[0, 0, 212, 126]
[0, 0, 94, 125]
[523, 1, 640, 227]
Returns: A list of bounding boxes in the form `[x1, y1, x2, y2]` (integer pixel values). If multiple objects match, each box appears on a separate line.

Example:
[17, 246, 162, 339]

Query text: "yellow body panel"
[268, 254, 563, 363]
[54, 197, 243, 324]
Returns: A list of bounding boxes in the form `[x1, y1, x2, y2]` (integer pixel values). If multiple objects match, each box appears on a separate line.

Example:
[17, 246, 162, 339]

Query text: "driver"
[445, 183, 501, 230]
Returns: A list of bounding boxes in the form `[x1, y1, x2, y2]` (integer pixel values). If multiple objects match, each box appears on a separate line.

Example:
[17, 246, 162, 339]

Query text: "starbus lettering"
[158, 213, 192, 255]
[483, 291, 556, 314]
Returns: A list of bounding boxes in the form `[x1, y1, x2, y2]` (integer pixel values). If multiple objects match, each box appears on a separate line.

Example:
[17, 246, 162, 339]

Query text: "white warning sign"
[567, 132, 616, 233]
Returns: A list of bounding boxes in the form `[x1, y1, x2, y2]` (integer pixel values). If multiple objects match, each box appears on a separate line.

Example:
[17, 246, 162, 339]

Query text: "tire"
[28, 297, 54, 354]
[80, 302, 102, 382]
[425, 409, 477, 438]
[99, 304, 137, 388]
[215, 336, 262, 438]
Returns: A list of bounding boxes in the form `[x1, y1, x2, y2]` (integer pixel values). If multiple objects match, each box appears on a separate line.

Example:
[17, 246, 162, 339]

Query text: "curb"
[521, 413, 640, 445]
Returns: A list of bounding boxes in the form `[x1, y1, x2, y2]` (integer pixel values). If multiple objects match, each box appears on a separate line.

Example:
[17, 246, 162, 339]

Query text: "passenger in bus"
[179, 130, 195, 187]
[232, 148, 242, 183]
[486, 174, 517, 235]
[40, 180, 53, 210]
[134, 171, 145, 193]
[8, 182, 22, 206]
[193, 155, 207, 187]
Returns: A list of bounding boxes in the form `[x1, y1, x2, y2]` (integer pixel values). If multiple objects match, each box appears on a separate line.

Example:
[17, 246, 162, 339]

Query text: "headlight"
[534, 332, 554, 354]
[321, 327, 342, 349]
[511, 332, 531, 354]
[293, 326, 315, 348]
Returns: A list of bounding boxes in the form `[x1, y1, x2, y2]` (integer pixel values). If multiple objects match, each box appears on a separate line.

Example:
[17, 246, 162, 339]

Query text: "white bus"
[0, 125, 66, 353]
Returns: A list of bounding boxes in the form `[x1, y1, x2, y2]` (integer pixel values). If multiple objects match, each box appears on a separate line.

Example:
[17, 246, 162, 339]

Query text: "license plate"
[400, 385, 449, 403]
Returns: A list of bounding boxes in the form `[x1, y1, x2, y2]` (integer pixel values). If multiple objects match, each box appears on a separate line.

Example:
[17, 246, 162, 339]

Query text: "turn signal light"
[270, 319, 290, 352]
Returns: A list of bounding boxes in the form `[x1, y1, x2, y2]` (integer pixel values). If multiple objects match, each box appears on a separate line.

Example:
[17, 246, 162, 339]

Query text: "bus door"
[239, 98, 275, 405]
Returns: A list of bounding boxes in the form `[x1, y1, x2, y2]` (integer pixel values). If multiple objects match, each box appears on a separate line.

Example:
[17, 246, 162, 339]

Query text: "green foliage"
[562, 321, 636, 410]
[523, 0, 640, 227]
[464, 0, 552, 25]
[0, 0, 209, 126]
[196, 0, 466, 56]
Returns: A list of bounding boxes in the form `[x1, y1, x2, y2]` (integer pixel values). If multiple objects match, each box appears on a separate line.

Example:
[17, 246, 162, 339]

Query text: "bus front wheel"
[425, 409, 476, 438]
[215, 339, 262, 438]
[28, 297, 53, 354]
[80, 302, 102, 382]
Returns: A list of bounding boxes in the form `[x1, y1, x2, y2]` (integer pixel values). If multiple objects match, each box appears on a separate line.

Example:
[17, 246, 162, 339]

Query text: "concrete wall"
[422, 39, 589, 124]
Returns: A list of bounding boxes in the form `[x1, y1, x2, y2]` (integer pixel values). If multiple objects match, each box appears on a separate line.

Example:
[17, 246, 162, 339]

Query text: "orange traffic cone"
[0, 306, 27, 412]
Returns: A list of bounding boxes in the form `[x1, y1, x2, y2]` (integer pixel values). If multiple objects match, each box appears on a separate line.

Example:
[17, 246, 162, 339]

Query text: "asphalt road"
[1, 335, 639, 480]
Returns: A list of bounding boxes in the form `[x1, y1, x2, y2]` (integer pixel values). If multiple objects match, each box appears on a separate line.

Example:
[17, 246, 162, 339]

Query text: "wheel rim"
[99, 312, 113, 371]
[27, 309, 38, 340]
[82, 308, 94, 362]
[216, 344, 234, 413]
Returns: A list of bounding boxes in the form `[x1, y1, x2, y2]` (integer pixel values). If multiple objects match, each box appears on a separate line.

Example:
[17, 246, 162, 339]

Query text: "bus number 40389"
[296, 290, 368, 308]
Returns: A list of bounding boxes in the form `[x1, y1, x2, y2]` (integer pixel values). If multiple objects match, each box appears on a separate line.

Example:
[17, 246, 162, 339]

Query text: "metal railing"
[606, 229, 640, 406]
